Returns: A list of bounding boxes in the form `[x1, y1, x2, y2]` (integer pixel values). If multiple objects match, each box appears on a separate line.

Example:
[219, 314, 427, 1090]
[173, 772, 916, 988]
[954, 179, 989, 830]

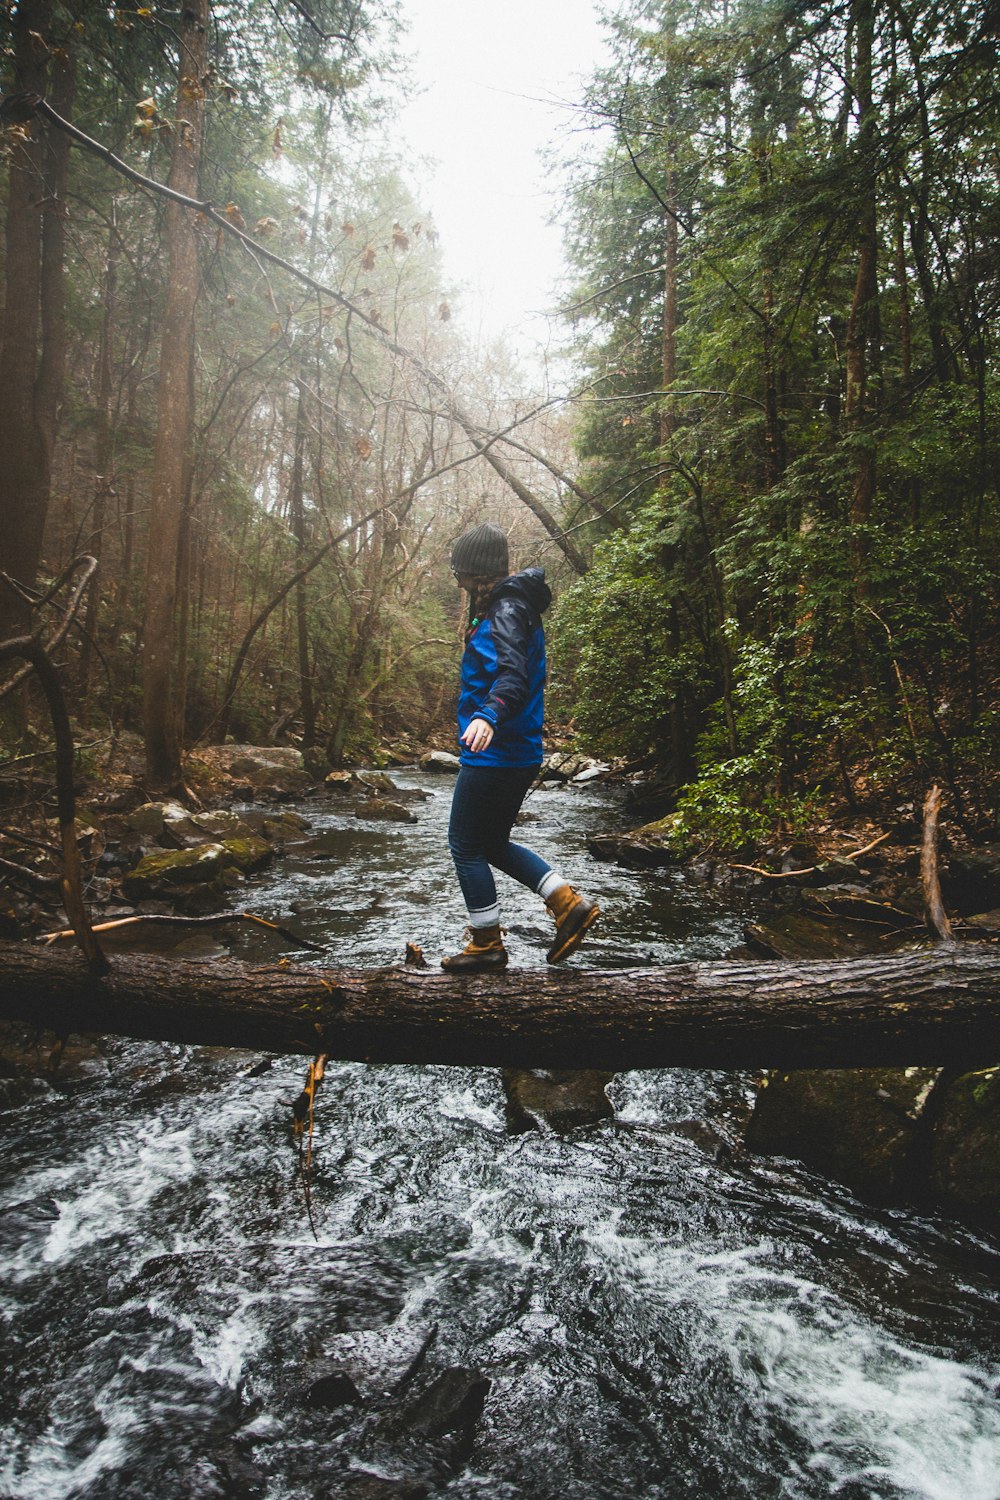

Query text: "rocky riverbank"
[3, 741, 999, 1232]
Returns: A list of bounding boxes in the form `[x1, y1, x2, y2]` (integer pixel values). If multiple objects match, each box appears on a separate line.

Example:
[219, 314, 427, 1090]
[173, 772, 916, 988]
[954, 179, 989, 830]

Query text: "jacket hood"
[492, 566, 551, 616]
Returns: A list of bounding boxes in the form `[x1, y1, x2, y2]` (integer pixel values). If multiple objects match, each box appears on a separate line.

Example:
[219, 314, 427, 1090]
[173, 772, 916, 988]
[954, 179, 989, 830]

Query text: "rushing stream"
[2, 772, 1000, 1499]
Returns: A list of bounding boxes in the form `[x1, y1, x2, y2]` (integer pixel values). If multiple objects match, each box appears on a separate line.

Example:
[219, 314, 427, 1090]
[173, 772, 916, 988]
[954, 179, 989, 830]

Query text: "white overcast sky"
[397, 0, 609, 371]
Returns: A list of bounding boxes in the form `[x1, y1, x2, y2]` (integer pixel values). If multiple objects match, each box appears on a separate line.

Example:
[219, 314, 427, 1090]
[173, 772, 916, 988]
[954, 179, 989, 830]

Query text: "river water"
[2, 772, 1000, 1499]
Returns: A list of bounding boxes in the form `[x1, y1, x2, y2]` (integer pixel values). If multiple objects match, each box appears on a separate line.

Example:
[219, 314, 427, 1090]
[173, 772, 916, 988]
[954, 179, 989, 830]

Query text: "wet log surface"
[2, 940, 1000, 1069]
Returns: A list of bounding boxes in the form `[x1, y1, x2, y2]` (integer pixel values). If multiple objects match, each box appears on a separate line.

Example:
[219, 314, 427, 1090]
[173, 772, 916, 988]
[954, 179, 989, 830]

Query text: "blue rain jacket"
[457, 567, 551, 768]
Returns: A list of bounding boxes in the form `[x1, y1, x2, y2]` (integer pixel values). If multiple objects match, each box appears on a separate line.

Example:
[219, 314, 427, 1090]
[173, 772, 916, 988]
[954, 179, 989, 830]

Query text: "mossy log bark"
[2, 941, 1000, 1069]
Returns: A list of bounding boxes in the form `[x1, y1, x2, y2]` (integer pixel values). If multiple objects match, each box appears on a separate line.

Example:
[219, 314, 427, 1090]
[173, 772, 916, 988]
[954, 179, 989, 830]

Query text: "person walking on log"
[442, 521, 599, 972]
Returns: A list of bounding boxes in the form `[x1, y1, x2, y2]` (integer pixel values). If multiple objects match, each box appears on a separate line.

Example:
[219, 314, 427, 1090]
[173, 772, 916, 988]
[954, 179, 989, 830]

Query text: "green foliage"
[555, 0, 1000, 842]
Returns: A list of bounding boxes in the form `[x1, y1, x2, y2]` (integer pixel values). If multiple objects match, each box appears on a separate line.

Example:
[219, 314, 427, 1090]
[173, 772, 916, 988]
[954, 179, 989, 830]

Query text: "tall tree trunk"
[0, 0, 71, 638]
[290, 378, 316, 748]
[79, 214, 120, 696]
[660, 161, 678, 447]
[844, 0, 878, 549]
[142, 0, 208, 790]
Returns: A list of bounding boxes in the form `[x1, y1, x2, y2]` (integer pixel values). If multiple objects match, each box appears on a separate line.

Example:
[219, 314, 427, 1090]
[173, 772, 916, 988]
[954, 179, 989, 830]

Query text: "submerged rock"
[305, 1370, 362, 1410]
[503, 1069, 615, 1133]
[316, 1476, 428, 1500]
[397, 1367, 490, 1440]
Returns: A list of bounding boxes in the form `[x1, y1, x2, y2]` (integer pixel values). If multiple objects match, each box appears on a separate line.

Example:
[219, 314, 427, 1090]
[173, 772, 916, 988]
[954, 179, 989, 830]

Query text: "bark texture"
[2, 943, 999, 1069]
[142, 0, 208, 789]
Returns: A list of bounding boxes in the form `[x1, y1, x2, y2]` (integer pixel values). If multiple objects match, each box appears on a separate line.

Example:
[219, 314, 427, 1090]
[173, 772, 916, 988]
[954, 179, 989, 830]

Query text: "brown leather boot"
[545, 884, 600, 964]
[441, 924, 508, 972]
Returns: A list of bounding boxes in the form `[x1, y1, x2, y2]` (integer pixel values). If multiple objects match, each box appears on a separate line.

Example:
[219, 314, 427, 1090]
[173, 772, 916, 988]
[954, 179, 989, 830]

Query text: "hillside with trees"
[553, 0, 999, 846]
[1, 0, 997, 853]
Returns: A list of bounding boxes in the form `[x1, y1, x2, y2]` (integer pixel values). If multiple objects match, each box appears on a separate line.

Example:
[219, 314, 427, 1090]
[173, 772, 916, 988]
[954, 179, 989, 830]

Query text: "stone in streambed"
[418, 751, 460, 774]
[397, 1367, 490, 1441]
[587, 812, 687, 868]
[316, 1476, 428, 1500]
[123, 843, 231, 898]
[927, 1067, 1000, 1225]
[746, 1066, 943, 1202]
[355, 799, 417, 824]
[304, 1370, 362, 1410]
[503, 1069, 615, 1134]
[743, 909, 890, 959]
[189, 809, 257, 840]
[122, 835, 271, 899]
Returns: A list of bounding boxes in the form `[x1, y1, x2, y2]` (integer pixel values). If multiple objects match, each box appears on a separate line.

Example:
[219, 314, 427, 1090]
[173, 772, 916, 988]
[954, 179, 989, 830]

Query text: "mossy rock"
[190, 810, 256, 840]
[588, 813, 688, 868]
[123, 843, 231, 899]
[260, 811, 310, 839]
[746, 1066, 942, 1203]
[220, 835, 273, 873]
[356, 770, 399, 794]
[928, 1067, 1000, 1223]
[354, 798, 417, 824]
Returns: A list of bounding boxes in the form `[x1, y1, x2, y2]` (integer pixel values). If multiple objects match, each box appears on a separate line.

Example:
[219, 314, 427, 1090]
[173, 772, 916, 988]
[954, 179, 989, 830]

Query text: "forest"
[1, 0, 997, 849]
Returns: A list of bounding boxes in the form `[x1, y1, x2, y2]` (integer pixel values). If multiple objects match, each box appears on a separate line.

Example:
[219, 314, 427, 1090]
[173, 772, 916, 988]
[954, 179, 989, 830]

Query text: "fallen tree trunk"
[2, 941, 1000, 1069]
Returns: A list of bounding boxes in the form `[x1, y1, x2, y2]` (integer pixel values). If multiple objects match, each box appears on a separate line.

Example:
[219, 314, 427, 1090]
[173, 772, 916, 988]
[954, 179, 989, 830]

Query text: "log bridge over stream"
[2, 941, 999, 1071]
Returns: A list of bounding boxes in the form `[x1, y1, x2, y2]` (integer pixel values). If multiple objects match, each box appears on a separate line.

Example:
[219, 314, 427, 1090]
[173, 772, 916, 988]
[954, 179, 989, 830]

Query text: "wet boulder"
[397, 1367, 490, 1442]
[356, 770, 399, 795]
[746, 1067, 943, 1202]
[250, 810, 311, 840]
[326, 770, 357, 792]
[743, 910, 890, 960]
[304, 1369, 362, 1411]
[503, 1069, 615, 1133]
[588, 812, 687, 869]
[121, 836, 271, 900]
[418, 750, 460, 774]
[942, 845, 1000, 913]
[189, 809, 258, 841]
[219, 834, 273, 873]
[316, 1476, 428, 1500]
[927, 1067, 1000, 1226]
[123, 843, 233, 899]
[355, 799, 417, 824]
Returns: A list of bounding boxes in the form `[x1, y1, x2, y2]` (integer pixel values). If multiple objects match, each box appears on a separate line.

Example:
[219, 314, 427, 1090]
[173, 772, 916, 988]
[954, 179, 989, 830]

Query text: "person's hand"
[461, 717, 495, 753]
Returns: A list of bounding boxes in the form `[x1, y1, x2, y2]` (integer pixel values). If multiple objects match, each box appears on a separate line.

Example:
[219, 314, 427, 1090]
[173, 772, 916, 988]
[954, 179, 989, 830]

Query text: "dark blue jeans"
[448, 763, 550, 922]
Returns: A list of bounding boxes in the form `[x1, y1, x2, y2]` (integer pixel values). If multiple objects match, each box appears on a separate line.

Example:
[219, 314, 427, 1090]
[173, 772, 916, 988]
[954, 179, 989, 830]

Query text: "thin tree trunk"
[0, 0, 69, 638]
[290, 379, 316, 748]
[80, 215, 120, 695]
[142, 0, 208, 790]
[660, 160, 678, 447]
[844, 0, 879, 547]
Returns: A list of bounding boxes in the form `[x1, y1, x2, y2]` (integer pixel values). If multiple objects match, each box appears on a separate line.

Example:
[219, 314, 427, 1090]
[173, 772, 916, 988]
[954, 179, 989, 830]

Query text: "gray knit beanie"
[450, 522, 509, 577]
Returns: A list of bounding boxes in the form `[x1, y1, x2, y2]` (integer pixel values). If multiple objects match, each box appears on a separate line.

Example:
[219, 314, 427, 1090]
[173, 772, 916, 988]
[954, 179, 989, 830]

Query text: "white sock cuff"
[468, 902, 501, 927]
[536, 871, 566, 902]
